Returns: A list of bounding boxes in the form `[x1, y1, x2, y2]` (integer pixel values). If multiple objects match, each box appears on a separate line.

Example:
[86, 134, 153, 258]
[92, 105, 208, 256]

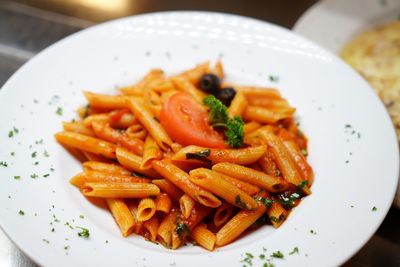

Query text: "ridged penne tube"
[155, 193, 172, 213]
[180, 203, 212, 230]
[179, 194, 196, 218]
[83, 113, 109, 128]
[126, 97, 172, 151]
[234, 86, 281, 98]
[148, 104, 161, 118]
[63, 121, 95, 137]
[83, 91, 128, 110]
[77, 105, 103, 118]
[149, 78, 175, 92]
[137, 198, 156, 221]
[228, 92, 247, 118]
[82, 151, 112, 163]
[115, 148, 162, 179]
[215, 204, 266, 247]
[120, 69, 164, 95]
[178, 61, 209, 84]
[191, 224, 216, 251]
[80, 182, 160, 198]
[141, 135, 163, 170]
[54, 131, 117, 159]
[259, 129, 311, 194]
[106, 198, 134, 237]
[212, 162, 291, 193]
[170, 76, 207, 103]
[247, 96, 291, 109]
[157, 209, 180, 248]
[142, 215, 160, 241]
[126, 124, 147, 140]
[278, 129, 314, 185]
[152, 160, 221, 208]
[214, 202, 234, 227]
[82, 161, 132, 176]
[258, 149, 281, 177]
[243, 106, 295, 124]
[243, 121, 261, 135]
[172, 145, 267, 165]
[108, 109, 138, 128]
[189, 168, 258, 210]
[70, 171, 151, 188]
[216, 172, 261, 196]
[268, 202, 288, 228]
[126, 200, 143, 234]
[152, 179, 183, 202]
[92, 121, 144, 156]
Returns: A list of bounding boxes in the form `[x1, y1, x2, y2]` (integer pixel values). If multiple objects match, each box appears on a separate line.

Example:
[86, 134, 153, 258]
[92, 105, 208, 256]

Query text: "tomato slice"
[160, 92, 227, 148]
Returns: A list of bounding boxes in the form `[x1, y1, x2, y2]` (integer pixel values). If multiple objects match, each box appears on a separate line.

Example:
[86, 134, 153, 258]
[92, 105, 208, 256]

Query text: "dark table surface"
[0, 0, 399, 266]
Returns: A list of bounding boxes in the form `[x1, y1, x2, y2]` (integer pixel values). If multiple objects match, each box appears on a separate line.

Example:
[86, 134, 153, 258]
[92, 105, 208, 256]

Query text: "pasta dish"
[54, 61, 313, 250]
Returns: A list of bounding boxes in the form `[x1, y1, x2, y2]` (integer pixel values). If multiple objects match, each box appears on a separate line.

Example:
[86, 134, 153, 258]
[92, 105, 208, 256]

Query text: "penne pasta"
[172, 145, 267, 165]
[213, 202, 234, 227]
[142, 215, 160, 241]
[189, 168, 258, 210]
[154, 193, 172, 213]
[191, 224, 216, 251]
[152, 179, 183, 203]
[137, 198, 156, 221]
[243, 106, 295, 124]
[228, 91, 247, 118]
[80, 182, 160, 198]
[171, 76, 207, 103]
[82, 161, 131, 176]
[179, 194, 196, 218]
[141, 135, 163, 170]
[83, 91, 128, 110]
[152, 160, 221, 208]
[106, 198, 135, 237]
[70, 170, 150, 188]
[63, 121, 95, 137]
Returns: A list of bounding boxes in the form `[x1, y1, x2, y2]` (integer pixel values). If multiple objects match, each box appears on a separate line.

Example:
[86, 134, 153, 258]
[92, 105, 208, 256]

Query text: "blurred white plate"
[293, 0, 400, 208]
[0, 11, 398, 267]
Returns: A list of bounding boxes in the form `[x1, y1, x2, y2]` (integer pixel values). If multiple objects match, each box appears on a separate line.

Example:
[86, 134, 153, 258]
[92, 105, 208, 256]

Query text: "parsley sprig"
[203, 95, 244, 148]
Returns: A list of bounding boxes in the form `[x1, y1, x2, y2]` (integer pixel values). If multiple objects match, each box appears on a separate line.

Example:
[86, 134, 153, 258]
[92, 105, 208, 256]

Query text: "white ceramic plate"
[0, 11, 398, 267]
[293, 0, 400, 208]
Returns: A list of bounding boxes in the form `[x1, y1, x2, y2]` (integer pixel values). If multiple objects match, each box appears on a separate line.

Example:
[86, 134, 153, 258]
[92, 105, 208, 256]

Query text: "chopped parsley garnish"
[289, 247, 299, 255]
[14, 176, 21, 179]
[10, 152, 15, 156]
[271, 250, 284, 258]
[0, 161, 8, 167]
[43, 174, 50, 178]
[42, 239, 50, 244]
[8, 131, 13, 137]
[35, 139, 44, 144]
[263, 261, 275, 267]
[30, 174, 38, 179]
[203, 95, 244, 148]
[34, 161, 39, 165]
[79, 215, 85, 219]
[55, 107, 63, 116]
[186, 149, 211, 164]
[18, 210, 25, 215]
[115, 128, 125, 133]
[76, 227, 90, 238]
[269, 75, 279, 82]
[64, 246, 69, 250]
[297, 180, 309, 189]
[131, 172, 146, 177]
[235, 195, 248, 209]
[31, 151, 37, 158]
[43, 150, 50, 157]
[310, 229, 316, 235]
[153, 117, 160, 123]
[269, 215, 285, 223]
[259, 254, 266, 259]
[175, 223, 190, 240]
[301, 149, 308, 156]
[372, 206, 377, 211]
[241, 252, 254, 265]
[256, 197, 274, 208]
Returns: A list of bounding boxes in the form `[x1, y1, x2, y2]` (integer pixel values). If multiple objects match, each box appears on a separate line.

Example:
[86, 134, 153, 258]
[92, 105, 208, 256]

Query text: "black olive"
[216, 87, 236, 106]
[199, 74, 221, 94]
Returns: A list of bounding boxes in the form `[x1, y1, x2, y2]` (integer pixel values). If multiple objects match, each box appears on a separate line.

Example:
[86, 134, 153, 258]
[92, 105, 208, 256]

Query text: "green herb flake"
[43, 150, 50, 157]
[76, 227, 90, 238]
[51, 228, 55, 232]
[56, 107, 63, 116]
[31, 151, 37, 158]
[10, 152, 15, 156]
[8, 131, 14, 138]
[131, 172, 146, 178]
[42, 239, 50, 244]
[14, 176, 21, 179]
[34, 161, 39, 165]
[372, 206, 377, 211]
[79, 215, 85, 219]
[175, 223, 190, 240]
[43, 174, 50, 178]
[310, 229, 317, 235]
[235, 195, 248, 209]
[289, 247, 299, 255]
[186, 149, 211, 164]
[298, 180, 309, 189]
[269, 75, 279, 82]
[105, 240, 109, 244]
[64, 246, 69, 250]
[259, 254, 265, 259]
[263, 261, 275, 267]
[30, 174, 38, 179]
[35, 139, 44, 145]
[256, 197, 274, 208]
[0, 161, 8, 167]
[271, 250, 284, 258]
[18, 210, 25, 215]
[301, 149, 308, 156]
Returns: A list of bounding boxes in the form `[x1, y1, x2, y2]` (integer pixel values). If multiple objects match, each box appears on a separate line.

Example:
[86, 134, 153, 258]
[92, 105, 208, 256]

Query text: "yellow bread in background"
[341, 21, 400, 140]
